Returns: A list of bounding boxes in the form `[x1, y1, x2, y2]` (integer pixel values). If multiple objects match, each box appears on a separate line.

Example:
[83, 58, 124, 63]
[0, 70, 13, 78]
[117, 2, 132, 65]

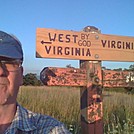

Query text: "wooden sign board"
[36, 28, 134, 62]
[40, 67, 134, 88]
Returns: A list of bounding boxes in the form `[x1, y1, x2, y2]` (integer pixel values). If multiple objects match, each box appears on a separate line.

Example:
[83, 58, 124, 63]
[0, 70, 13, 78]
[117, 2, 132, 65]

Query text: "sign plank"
[36, 28, 134, 62]
[40, 67, 87, 86]
[40, 67, 134, 88]
[102, 70, 134, 88]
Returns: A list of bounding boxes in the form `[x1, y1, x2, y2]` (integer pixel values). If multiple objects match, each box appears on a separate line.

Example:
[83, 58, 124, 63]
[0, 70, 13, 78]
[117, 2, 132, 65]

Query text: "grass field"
[17, 86, 134, 134]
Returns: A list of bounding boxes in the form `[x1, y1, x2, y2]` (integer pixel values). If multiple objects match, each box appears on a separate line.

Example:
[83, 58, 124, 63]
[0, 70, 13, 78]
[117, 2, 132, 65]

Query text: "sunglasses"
[0, 60, 22, 72]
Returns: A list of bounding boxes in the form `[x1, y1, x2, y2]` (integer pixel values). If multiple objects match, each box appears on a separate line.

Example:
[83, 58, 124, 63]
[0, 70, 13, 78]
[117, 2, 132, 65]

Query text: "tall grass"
[103, 91, 134, 133]
[17, 86, 134, 134]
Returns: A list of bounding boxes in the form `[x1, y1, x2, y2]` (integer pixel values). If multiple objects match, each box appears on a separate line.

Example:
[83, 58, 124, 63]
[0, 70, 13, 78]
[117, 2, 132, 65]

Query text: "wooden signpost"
[36, 26, 134, 134]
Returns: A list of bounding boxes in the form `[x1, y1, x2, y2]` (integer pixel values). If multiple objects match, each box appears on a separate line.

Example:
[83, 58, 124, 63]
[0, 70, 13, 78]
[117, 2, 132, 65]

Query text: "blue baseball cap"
[0, 31, 23, 61]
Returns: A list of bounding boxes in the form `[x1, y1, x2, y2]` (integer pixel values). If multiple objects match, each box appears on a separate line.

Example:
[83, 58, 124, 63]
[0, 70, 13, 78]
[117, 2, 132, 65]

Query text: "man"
[0, 31, 71, 134]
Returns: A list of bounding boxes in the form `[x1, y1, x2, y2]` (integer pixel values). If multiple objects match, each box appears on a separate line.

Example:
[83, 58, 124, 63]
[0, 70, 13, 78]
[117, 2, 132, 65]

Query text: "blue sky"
[0, 0, 134, 74]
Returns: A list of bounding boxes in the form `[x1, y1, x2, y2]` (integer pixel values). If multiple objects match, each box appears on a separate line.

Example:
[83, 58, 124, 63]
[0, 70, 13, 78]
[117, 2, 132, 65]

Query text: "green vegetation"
[17, 86, 134, 134]
[104, 87, 134, 95]
[103, 91, 134, 133]
[23, 73, 42, 86]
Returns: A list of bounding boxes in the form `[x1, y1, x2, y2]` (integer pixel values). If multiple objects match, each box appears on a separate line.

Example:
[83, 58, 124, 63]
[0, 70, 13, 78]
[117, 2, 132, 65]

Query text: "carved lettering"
[44, 46, 91, 57]
[48, 33, 78, 43]
[101, 40, 134, 50]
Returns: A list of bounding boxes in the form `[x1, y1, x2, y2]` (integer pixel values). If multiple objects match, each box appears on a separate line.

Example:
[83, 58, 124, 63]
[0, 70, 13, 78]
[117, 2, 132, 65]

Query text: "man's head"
[0, 31, 23, 105]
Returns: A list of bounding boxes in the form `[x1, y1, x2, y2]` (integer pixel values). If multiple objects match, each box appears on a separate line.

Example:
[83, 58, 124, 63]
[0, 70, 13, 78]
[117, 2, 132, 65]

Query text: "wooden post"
[80, 60, 103, 134]
[80, 26, 103, 134]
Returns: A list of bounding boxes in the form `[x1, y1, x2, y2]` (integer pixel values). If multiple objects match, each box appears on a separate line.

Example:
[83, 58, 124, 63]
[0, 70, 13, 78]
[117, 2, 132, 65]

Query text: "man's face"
[0, 57, 23, 105]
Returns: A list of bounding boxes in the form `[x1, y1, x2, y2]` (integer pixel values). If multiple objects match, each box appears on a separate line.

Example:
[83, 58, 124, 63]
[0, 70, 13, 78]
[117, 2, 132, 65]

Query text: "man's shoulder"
[31, 113, 71, 133]
[17, 104, 71, 133]
[33, 112, 62, 128]
[19, 105, 62, 127]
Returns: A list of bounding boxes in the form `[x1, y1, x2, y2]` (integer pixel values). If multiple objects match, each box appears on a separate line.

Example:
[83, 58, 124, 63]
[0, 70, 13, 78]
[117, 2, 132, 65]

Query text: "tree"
[23, 73, 42, 86]
[102, 66, 106, 70]
[113, 68, 122, 71]
[129, 64, 134, 71]
[66, 64, 72, 68]
[66, 64, 75, 68]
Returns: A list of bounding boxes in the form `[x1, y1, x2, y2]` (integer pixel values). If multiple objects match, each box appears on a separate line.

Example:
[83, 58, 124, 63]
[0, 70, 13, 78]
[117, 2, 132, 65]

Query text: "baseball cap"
[0, 31, 23, 61]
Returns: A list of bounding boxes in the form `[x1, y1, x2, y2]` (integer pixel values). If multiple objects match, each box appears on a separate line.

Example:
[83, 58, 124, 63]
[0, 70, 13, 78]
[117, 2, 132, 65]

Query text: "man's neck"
[0, 103, 17, 133]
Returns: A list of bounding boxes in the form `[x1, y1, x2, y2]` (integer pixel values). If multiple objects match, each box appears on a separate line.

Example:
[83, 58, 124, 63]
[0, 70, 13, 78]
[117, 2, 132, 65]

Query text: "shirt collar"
[9, 103, 37, 132]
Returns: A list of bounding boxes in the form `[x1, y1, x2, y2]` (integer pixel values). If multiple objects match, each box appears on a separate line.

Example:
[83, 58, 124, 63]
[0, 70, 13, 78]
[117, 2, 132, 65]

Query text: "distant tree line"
[23, 73, 42, 86]
[102, 64, 134, 71]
